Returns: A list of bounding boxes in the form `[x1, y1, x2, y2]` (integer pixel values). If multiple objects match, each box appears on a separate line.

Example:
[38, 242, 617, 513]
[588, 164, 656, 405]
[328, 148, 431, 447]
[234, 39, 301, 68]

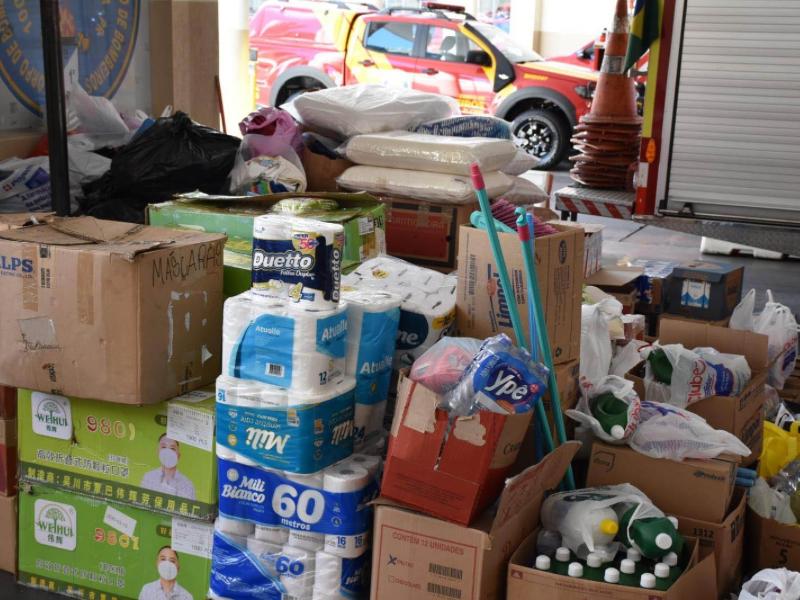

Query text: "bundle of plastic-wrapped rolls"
[210, 214, 380, 600]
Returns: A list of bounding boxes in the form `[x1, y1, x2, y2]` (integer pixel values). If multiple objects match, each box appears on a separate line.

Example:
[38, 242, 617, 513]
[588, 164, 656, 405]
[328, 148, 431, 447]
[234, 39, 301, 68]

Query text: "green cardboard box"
[18, 387, 217, 521]
[19, 482, 213, 600]
[148, 191, 387, 297]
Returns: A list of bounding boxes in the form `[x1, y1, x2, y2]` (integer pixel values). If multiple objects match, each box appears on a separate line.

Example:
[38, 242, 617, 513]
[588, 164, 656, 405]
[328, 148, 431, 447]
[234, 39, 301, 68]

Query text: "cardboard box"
[558, 221, 604, 277]
[18, 387, 217, 520]
[382, 197, 477, 271]
[0, 419, 17, 496]
[0, 386, 15, 419]
[0, 217, 224, 405]
[587, 266, 644, 314]
[371, 442, 578, 600]
[18, 483, 213, 599]
[456, 223, 584, 364]
[627, 259, 677, 310]
[586, 442, 736, 523]
[0, 212, 55, 232]
[665, 260, 744, 321]
[303, 149, 354, 192]
[746, 508, 800, 573]
[0, 130, 43, 161]
[628, 318, 769, 465]
[0, 494, 17, 574]
[508, 533, 716, 599]
[149, 191, 386, 296]
[381, 372, 534, 525]
[677, 488, 746, 597]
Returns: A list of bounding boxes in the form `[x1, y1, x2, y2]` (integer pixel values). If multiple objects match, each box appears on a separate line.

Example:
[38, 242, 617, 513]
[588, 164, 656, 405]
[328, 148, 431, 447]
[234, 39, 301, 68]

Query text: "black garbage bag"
[80, 112, 240, 222]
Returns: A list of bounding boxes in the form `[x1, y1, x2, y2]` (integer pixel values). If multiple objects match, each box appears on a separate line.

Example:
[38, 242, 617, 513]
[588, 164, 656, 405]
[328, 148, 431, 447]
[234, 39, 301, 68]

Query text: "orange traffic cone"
[570, 0, 641, 190]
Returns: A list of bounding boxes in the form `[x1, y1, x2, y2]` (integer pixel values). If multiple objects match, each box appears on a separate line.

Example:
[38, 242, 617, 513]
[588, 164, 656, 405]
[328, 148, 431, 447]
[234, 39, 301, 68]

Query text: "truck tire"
[511, 108, 571, 170]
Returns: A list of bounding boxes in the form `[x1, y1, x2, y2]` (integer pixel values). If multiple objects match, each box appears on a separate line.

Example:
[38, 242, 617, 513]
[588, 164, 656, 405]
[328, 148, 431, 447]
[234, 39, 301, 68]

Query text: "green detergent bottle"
[619, 506, 684, 560]
[647, 348, 673, 384]
[590, 392, 629, 440]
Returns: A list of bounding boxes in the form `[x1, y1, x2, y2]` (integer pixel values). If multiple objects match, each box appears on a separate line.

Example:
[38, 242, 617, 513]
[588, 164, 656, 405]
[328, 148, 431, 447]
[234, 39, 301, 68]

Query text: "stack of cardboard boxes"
[0, 217, 226, 596]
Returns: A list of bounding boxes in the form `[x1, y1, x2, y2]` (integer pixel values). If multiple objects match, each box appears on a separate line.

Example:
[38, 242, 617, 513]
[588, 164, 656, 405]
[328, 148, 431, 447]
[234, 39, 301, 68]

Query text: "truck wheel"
[511, 108, 570, 170]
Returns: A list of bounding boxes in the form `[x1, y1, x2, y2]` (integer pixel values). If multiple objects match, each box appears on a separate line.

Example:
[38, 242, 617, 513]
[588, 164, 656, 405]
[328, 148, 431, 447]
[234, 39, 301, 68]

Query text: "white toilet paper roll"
[313, 551, 345, 591]
[252, 214, 344, 309]
[342, 289, 401, 376]
[216, 516, 255, 538]
[286, 471, 325, 550]
[323, 464, 371, 558]
[246, 536, 283, 578]
[343, 454, 381, 480]
[255, 524, 290, 545]
[222, 291, 348, 392]
[215, 443, 236, 462]
[280, 545, 316, 598]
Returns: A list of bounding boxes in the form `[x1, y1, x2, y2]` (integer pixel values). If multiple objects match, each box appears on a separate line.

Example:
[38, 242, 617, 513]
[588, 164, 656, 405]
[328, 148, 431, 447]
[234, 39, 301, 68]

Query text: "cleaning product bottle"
[662, 551, 679, 568]
[590, 392, 630, 440]
[568, 563, 584, 579]
[647, 348, 673, 384]
[584, 553, 604, 581]
[619, 559, 638, 587]
[553, 547, 572, 576]
[619, 505, 684, 559]
[534, 555, 552, 571]
[604, 567, 620, 585]
[654, 562, 671, 591]
[541, 495, 620, 557]
[640, 573, 657, 589]
[626, 547, 643, 573]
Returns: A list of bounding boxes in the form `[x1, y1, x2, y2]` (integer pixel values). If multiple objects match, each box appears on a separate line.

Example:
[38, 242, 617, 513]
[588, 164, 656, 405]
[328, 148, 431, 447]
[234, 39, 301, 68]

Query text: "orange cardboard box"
[677, 488, 746, 598]
[508, 533, 717, 599]
[456, 223, 584, 364]
[586, 442, 737, 523]
[746, 508, 800, 573]
[627, 318, 769, 465]
[381, 372, 533, 526]
[371, 442, 579, 600]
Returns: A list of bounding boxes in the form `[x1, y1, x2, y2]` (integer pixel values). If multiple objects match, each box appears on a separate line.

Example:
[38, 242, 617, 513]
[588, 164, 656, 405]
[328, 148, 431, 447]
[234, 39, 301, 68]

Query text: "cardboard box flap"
[586, 266, 643, 289]
[660, 318, 770, 369]
[489, 441, 580, 537]
[0, 212, 55, 231]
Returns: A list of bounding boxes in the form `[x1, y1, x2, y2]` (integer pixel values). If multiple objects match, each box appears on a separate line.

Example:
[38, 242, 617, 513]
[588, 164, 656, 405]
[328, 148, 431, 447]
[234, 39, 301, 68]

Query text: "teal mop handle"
[470, 164, 555, 456]
[517, 209, 575, 490]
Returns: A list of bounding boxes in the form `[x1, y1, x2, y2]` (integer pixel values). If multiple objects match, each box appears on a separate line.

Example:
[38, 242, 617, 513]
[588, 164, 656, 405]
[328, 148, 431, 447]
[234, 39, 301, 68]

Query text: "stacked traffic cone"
[570, 0, 641, 190]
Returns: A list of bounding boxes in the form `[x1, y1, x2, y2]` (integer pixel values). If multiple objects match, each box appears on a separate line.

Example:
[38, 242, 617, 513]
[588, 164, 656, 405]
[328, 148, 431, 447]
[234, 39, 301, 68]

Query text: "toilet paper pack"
[216, 376, 356, 474]
[343, 256, 457, 370]
[343, 289, 402, 449]
[223, 291, 348, 392]
[211, 455, 377, 598]
[252, 214, 344, 308]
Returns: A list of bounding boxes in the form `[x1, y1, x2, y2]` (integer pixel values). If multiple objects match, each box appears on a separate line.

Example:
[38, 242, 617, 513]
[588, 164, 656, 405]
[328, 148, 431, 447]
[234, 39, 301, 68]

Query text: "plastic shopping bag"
[567, 376, 642, 443]
[739, 568, 800, 600]
[580, 301, 618, 383]
[409, 337, 481, 394]
[0, 157, 51, 213]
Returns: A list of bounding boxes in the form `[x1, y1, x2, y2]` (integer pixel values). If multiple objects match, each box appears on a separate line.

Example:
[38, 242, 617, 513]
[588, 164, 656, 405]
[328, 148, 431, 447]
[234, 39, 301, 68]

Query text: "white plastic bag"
[739, 568, 800, 600]
[610, 340, 649, 377]
[580, 296, 623, 383]
[342, 131, 517, 176]
[337, 165, 512, 204]
[287, 84, 459, 139]
[748, 478, 797, 525]
[630, 401, 750, 460]
[567, 376, 641, 443]
[0, 157, 51, 212]
[66, 83, 130, 147]
[229, 136, 307, 195]
[731, 289, 799, 389]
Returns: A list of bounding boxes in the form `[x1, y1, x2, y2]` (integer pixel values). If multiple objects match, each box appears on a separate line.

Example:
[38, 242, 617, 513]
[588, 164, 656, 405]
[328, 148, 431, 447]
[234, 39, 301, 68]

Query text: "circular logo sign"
[0, 1, 141, 116]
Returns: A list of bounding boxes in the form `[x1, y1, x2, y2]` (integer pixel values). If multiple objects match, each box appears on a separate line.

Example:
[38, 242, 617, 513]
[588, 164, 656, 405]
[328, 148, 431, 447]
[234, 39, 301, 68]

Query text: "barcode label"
[429, 563, 463, 580]
[427, 583, 462, 598]
[266, 363, 284, 377]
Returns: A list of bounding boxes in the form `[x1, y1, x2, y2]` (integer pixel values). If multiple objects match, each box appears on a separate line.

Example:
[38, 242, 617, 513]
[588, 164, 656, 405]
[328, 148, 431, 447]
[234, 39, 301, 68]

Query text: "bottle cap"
[587, 553, 602, 568]
[655, 563, 670, 578]
[663, 552, 679, 567]
[655, 533, 673, 550]
[599, 519, 619, 536]
[667, 516, 679, 529]
[568, 562, 584, 578]
[626, 547, 642, 562]
[535, 555, 551, 571]
[620, 559, 636, 574]
[640, 573, 656, 589]
[604, 567, 620, 584]
[556, 547, 571, 562]
[610, 424, 625, 439]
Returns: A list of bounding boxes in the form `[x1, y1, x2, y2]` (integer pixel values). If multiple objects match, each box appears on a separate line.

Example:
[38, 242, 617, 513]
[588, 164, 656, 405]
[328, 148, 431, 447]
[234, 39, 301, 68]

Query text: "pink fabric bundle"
[490, 199, 559, 236]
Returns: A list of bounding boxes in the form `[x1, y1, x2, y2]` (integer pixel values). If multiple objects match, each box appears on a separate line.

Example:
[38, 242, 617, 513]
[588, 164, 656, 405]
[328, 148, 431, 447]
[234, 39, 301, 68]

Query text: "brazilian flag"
[625, 0, 661, 72]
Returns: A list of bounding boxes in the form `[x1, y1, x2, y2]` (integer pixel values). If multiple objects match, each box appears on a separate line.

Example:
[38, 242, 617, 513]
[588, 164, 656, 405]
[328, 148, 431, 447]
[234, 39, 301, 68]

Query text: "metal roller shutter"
[665, 0, 800, 223]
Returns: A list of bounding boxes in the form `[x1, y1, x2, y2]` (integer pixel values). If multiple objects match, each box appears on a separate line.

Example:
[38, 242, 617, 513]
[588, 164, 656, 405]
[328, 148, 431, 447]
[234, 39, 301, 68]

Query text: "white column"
[218, 0, 251, 135]
[509, 0, 540, 52]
